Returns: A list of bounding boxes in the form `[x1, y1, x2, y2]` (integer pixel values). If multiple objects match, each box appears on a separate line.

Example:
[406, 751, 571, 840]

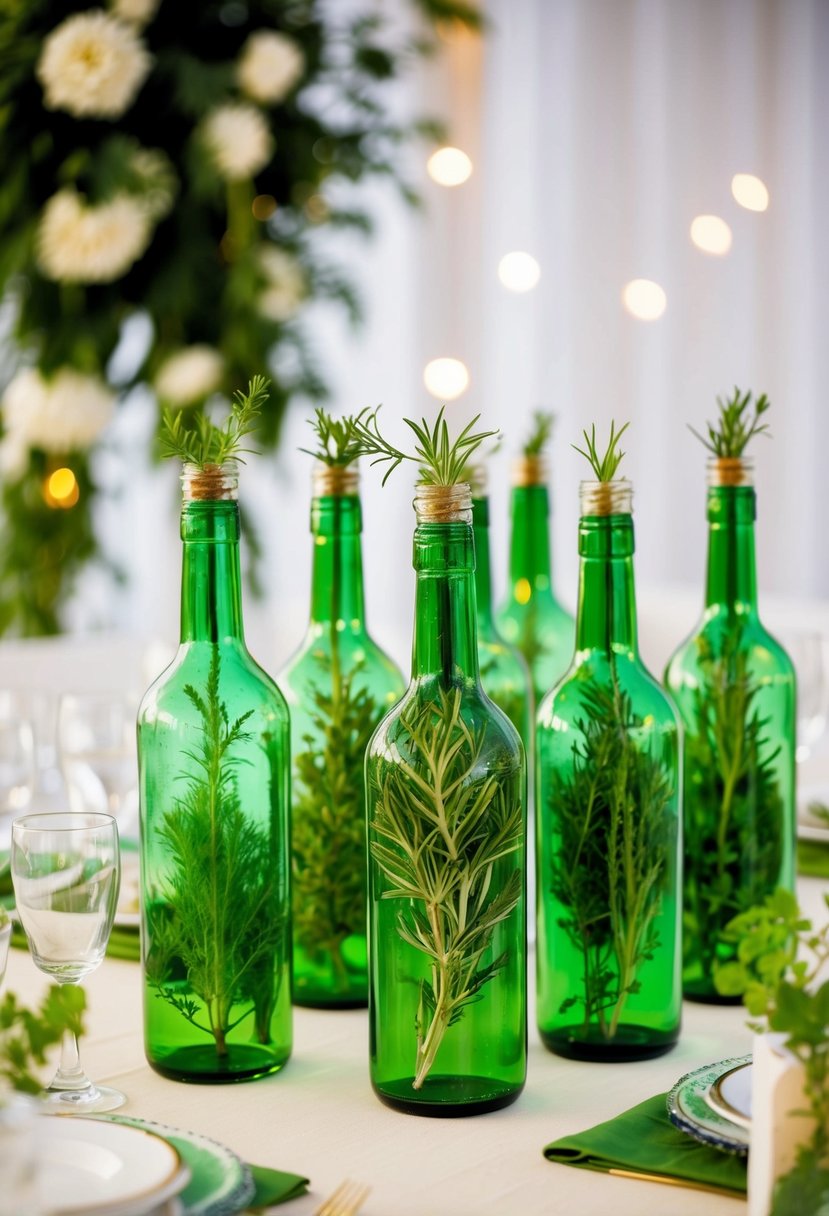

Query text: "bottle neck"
[412, 522, 480, 684]
[472, 496, 494, 627]
[309, 494, 365, 626]
[705, 486, 758, 610]
[509, 484, 552, 590]
[180, 501, 244, 644]
[575, 513, 638, 655]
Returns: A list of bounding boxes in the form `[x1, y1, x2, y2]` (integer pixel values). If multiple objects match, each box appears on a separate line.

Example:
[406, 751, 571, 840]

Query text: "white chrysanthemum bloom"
[38, 189, 152, 284]
[37, 10, 151, 119]
[0, 430, 29, 481]
[2, 367, 114, 453]
[131, 148, 177, 220]
[110, 0, 160, 27]
[202, 104, 273, 181]
[237, 30, 304, 105]
[258, 246, 307, 322]
[154, 346, 224, 406]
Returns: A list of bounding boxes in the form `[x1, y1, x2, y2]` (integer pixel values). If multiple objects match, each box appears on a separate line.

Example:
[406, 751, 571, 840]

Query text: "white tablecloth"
[7, 874, 825, 1216]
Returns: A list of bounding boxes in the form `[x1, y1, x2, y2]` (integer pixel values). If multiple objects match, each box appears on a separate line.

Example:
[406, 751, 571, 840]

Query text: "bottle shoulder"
[139, 641, 289, 726]
[538, 651, 679, 733]
[278, 629, 404, 703]
[664, 609, 796, 687]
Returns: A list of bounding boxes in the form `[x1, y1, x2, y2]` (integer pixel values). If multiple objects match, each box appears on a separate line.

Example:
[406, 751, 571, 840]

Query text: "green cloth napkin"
[798, 838, 829, 878]
[248, 1164, 310, 1209]
[544, 1093, 748, 1196]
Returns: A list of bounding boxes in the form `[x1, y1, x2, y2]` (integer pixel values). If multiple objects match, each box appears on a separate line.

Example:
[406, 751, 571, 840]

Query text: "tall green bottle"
[537, 466, 682, 1061]
[665, 441, 795, 1001]
[367, 482, 527, 1116]
[138, 463, 292, 1082]
[496, 443, 574, 707]
[279, 460, 404, 1008]
[469, 466, 532, 756]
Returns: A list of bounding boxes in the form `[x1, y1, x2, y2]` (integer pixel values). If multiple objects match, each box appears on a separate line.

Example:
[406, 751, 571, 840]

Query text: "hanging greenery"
[0, 0, 481, 635]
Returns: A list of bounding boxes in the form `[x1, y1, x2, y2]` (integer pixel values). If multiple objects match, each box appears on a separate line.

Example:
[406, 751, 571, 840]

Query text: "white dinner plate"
[706, 1060, 752, 1128]
[37, 1115, 190, 1215]
[666, 1056, 752, 1156]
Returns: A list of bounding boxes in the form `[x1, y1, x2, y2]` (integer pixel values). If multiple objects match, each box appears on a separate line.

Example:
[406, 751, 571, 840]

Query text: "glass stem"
[50, 987, 92, 1094]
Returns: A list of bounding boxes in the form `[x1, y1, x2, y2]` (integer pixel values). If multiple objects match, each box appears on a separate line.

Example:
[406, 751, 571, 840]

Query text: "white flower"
[258, 246, 306, 322]
[154, 346, 224, 406]
[37, 189, 152, 284]
[237, 31, 304, 105]
[37, 10, 151, 120]
[110, 0, 160, 27]
[2, 367, 114, 453]
[202, 104, 273, 181]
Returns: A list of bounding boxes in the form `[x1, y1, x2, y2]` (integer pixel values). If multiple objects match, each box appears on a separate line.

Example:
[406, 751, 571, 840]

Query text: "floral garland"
[0, 0, 479, 634]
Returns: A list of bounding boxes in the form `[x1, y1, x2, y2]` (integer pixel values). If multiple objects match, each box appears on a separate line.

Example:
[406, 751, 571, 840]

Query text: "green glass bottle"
[279, 461, 404, 1008]
[496, 449, 574, 707]
[537, 469, 682, 1062]
[367, 482, 527, 1116]
[138, 463, 292, 1082]
[665, 453, 796, 1001]
[469, 466, 532, 756]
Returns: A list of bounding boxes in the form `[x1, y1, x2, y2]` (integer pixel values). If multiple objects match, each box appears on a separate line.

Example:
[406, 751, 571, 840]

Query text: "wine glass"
[0, 711, 35, 823]
[780, 631, 829, 763]
[58, 693, 139, 838]
[10, 812, 125, 1113]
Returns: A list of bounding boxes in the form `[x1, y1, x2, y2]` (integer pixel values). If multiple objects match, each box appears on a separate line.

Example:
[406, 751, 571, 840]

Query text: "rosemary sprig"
[689, 387, 771, 457]
[352, 406, 498, 485]
[299, 407, 365, 467]
[146, 648, 285, 1056]
[523, 410, 555, 457]
[368, 688, 523, 1088]
[159, 375, 270, 467]
[572, 420, 630, 481]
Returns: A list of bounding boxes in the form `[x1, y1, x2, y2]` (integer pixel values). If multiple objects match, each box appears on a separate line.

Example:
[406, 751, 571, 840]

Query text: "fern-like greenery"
[368, 688, 523, 1088]
[572, 420, 629, 481]
[352, 406, 497, 485]
[683, 633, 785, 977]
[549, 668, 672, 1038]
[689, 387, 771, 458]
[523, 411, 555, 458]
[146, 648, 284, 1056]
[159, 375, 270, 468]
[299, 407, 365, 467]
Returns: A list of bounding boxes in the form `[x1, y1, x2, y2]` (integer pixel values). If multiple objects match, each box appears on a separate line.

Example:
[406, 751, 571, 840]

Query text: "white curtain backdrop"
[83, 0, 828, 685]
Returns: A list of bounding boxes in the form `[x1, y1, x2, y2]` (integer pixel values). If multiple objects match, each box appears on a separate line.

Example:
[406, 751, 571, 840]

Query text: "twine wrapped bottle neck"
[414, 483, 472, 525]
[512, 454, 547, 487]
[579, 479, 633, 517]
[707, 456, 754, 488]
[181, 463, 238, 502]
[312, 462, 360, 497]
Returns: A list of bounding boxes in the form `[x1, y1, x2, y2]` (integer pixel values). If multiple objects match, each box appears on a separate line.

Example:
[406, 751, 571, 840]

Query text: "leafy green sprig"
[573, 421, 630, 481]
[0, 985, 86, 1096]
[689, 387, 771, 457]
[159, 375, 270, 468]
[352, 406, 498, 485]
[299, 408, 366, 467]
[523, 411, 555, 457]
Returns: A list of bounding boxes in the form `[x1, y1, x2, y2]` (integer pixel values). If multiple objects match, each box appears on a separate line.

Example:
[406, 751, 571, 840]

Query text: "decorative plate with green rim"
[666, 1056, 752, 1156]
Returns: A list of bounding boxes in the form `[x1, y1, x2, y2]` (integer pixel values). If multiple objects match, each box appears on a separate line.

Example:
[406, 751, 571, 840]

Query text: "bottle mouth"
[312, 462, 359, 497]
[707, 456, 754, 487]
[512, 454, 547, 487]
[579, 479, 633, 516]
[182, 463, 238, 502]
[414, 482, 472, 524]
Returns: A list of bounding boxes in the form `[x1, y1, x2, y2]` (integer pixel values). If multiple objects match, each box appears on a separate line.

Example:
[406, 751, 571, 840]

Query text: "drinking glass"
[0, 714, 35, 821]
[10, 812, 125, 1112]
[58, 693, 139, 837]
[780, 631, 828, 762]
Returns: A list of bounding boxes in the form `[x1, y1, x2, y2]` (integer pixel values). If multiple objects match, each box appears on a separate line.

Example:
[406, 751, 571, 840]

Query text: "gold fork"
[314, 1178, 371, 1216]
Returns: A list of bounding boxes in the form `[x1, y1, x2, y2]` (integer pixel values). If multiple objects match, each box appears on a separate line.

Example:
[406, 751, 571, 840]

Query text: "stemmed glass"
[10, 812, 125, 1112]
[58, 693, 139, 838]
[780, 631, 828, 763]
[0, 713, 35, 822]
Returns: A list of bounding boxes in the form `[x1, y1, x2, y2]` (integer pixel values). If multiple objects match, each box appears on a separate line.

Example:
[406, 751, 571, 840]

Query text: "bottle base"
[682, 987, 742, 1006]
[147, 1042, 290, 1084]
[539, 1024, 679, 1063]
[373, 1074, 524, 1118]
[293, 995, 367, 1011]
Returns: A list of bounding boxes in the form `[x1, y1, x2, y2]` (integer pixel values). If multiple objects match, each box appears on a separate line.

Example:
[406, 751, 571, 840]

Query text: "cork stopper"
[580, 479, 633, 516]
[182, 463, 238, 502]
[512, 454, 547, 487]
[414, 482, 472, 524]
[312, 462, 360, 497]
[708, 457, 753, 487]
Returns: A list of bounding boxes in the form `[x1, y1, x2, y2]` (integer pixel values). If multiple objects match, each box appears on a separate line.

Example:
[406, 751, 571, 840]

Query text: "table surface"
[8, 874, 825, 1216]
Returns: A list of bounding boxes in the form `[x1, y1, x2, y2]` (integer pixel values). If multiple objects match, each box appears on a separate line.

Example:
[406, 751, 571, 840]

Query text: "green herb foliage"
[523, 411, 555, 458]
[549, 667, 672, 1038]
[689, 387, 771, 458]
[715, 890, 829, 1215]
[159, 376, 269, 468]
[572, 421, 630, 482]
[299, 408, 366, 467]
[146, 648, 284, 1056]
[369, 688, 523, 1088]
[0, 985, 85, 1096]
[353, 406, 498, 486]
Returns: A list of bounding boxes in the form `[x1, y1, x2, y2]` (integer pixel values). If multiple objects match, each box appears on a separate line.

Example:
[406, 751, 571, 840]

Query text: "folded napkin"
[248, 1164, 310, 1209]
[544, 1093, 748, 1196]
[798, 838, 829, 878]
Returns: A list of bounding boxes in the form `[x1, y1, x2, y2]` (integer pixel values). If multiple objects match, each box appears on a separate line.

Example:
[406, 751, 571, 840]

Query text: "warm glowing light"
[498, 251, 541, 293]
[423, 357, 470, 400]
[44, 467, 79, 509]
[515, 578, 531, 606]
[304, 193, 329, 223]
[690, 214, 733, 255]
[731, 173, 769, 212]
[426, 147, 473, 188]
[622, 279, 667, 321]
[251, 194, 276, 221]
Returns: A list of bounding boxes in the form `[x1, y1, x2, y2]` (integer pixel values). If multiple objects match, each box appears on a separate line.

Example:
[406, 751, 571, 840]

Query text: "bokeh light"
[427, 147, 473, 187]
[423, 358, 470, 400]
[690, 215, 733, 255]
[622, 279, 667, 321]
[498, 251, 541, 293]
[44, 467, 79, 509]
[731, 173, 769, 212]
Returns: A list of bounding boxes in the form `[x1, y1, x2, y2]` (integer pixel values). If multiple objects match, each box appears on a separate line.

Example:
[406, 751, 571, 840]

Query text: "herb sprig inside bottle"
[352, 406, 527, 1116]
